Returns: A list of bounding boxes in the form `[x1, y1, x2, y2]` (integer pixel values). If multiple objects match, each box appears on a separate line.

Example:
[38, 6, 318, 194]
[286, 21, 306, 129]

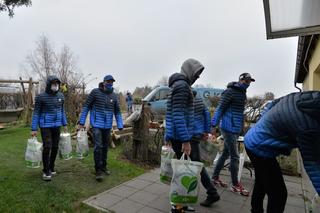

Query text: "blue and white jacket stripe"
[165, 73, 194, 142]
[212, 82, 246, 134]
[79, 88, 123, 129]
[31, 91, 67, 131]
[193, 96, 211, 136]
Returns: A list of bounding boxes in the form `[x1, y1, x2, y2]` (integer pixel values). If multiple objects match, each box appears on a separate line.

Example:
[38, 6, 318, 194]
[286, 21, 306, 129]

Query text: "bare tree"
[56, 45, 82, 89]
[156, 76, 168, 86]
[264, 91, 275, 100]
[26, 35, 57, 83]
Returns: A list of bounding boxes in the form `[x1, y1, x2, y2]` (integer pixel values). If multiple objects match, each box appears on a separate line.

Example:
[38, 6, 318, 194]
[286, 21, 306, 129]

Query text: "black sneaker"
[200, 194, 220, 207]
[42, 172, 52, 181]
[96, 171, 104, 181]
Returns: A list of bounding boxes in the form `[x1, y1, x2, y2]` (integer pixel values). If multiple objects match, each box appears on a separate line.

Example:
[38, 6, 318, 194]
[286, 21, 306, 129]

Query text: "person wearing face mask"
[31, 75, 68, 181]
[210, 73, 255, 196]
[78, 75, 123, 181]
[165, 59, 220, 212]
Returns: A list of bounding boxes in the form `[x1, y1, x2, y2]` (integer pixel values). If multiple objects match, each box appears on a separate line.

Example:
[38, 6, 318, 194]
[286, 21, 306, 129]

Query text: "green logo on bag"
[181, 176, 197, 193]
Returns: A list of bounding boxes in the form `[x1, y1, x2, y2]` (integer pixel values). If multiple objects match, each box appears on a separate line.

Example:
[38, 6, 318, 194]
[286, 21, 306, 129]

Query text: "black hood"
[98, 82, 104, 90]
[45, 75, 61, 94]
[297, 91, 320, 119]
[227, 81, 246, 92]
[168, 73, 189, 88]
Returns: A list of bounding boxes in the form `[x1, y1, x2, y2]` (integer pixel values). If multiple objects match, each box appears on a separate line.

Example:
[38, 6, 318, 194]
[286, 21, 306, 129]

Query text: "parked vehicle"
[142, 86, 224, 120]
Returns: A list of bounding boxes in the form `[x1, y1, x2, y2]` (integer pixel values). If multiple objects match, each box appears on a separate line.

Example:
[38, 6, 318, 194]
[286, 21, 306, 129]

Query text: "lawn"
[0, 127, 145, 213]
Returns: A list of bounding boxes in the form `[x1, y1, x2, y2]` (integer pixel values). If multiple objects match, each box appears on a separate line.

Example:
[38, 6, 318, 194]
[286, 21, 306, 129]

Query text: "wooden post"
[132, 103, 151, 161]
[25, 78, 33, 125]
[19, 77, 26, 106]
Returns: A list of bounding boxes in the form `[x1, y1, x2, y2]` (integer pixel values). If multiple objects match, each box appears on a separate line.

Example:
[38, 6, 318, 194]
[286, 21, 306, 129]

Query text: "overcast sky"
[0, 0, 299, 97]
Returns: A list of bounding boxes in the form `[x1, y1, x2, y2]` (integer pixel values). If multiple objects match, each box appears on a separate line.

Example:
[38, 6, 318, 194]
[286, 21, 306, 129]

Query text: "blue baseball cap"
[103, 75, 115, 82]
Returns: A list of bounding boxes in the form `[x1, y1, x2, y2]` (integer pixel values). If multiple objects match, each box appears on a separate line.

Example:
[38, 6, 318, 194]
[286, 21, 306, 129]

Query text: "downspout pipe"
[298, 35, 315, 92]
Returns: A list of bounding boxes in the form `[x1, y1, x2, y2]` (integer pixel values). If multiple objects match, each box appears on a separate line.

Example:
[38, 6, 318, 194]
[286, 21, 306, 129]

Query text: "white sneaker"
[42, 172, 52, 181]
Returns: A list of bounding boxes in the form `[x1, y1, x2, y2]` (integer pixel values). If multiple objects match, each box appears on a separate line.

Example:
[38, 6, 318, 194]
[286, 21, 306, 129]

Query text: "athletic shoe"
[230, 182, 250, 196]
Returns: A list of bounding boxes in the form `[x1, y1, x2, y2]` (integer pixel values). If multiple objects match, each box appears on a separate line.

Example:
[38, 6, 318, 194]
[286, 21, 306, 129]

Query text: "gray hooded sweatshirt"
[180, 58, 204, 86]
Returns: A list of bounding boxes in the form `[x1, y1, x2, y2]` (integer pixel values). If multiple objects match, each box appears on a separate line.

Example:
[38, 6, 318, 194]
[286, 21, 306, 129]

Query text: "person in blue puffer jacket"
[165, 59, 220, 212]
[190, 90, 220, 207]
[31, 75, 68, 181]
[211, 73, 255, 196]
[244, 91, 320, 213]
[79, 75, 123, 181]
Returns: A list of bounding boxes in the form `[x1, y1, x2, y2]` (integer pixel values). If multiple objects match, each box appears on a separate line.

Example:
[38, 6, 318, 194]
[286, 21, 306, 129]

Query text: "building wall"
[303, 39, 320, 91]
[301, 39, 320, 212]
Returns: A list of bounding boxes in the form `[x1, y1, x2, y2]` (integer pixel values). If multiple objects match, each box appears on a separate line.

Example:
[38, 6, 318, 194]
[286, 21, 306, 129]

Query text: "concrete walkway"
[83, 168, 306, 213]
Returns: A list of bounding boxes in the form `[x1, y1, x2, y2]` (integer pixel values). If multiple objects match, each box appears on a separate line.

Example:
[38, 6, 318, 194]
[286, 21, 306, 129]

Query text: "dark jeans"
[40, 127, 60, 174]
[171, 137, 218, 198]
[92, 128, 111, 173]
[212, 129, 239, 185]
[246, 148, 287, 213]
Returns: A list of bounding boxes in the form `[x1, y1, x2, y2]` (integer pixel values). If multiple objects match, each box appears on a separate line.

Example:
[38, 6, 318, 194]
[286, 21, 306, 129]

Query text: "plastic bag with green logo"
[76, 129, 89, 159]
[170, 154, 203, 205]
[59, 133, 73, 160]
[160, 145, 176, 184]
[199, 136, 219, 167]
[25, 137, 42, 168]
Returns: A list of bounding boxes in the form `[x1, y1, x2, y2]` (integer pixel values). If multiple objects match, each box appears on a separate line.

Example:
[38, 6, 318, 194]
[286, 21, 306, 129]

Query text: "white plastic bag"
[160, 145, 176, 184]
[25, 137, 42, 168]
[170, 154, 203, 205]
[59, 133, 73, 160]
[199, 135, 219, 167]
[76, 129, 89, 159]
[312, 193, 320, 213]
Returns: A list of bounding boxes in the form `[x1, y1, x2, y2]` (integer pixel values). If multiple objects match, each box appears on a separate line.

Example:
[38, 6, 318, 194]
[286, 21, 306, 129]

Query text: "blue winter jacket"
[165, 73, 194, 142]
[79, 87, 123, 129]
[244, 91, 320, 194]
[193, 93, 211, 137]
[212, 82, 247, 134]
[31, 76, 67, 131]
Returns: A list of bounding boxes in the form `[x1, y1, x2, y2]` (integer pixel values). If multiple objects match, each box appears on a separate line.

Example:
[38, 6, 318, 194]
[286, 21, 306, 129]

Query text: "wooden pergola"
[0, 78, 39, 124]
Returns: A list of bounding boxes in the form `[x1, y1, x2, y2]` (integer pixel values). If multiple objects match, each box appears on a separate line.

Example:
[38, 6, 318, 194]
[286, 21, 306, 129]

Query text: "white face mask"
[51, 84, 59, 92]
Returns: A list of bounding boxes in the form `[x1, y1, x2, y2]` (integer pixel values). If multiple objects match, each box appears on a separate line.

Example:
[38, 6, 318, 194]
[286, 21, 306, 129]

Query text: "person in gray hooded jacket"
[165, 59, 220, 212]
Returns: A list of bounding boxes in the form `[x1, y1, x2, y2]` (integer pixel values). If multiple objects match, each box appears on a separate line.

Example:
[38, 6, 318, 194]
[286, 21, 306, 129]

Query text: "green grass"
[0, 127, 145, 213]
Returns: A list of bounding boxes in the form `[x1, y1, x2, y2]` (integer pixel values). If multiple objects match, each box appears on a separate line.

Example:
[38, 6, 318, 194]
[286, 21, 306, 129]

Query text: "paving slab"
[83, 168, 306, 213]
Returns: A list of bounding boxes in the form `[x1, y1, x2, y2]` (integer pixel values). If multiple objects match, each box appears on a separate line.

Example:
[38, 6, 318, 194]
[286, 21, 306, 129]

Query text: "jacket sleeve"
[297, 130, 320, 194]
[203, 106, 211, 133]
[114, 95, 123, 129]
[172, 83, 192, 142]
[31, 95, 41, 131]
[79, 90, 95, 125]
[212, 89, 232, 127]
[61, 95, 67, 126]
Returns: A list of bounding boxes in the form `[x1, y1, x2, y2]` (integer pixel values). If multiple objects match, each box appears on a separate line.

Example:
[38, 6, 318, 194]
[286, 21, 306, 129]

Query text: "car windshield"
[142, 88, 159, 101]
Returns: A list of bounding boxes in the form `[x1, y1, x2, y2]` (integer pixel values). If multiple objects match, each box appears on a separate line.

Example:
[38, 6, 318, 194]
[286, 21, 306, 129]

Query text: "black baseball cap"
[239, 73, 255, 82]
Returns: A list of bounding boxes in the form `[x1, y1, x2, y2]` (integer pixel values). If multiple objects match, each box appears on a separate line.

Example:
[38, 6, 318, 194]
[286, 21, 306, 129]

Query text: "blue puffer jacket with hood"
[211, 81, 247, 134]
[79, 82, 123, 129]
[31, 75, 67, 131]
[165, 59, 204, 142]
[244, 91, 320, 194]
[193, 90, 211, 137]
